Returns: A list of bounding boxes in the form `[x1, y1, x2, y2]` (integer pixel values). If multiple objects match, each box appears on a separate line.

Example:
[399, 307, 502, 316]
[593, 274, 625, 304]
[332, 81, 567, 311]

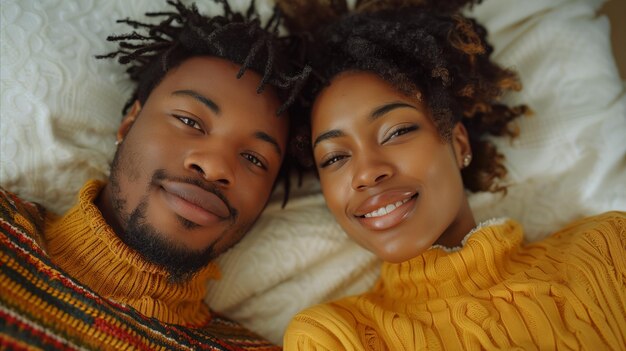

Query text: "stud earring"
[115, 140, 122, 146]
[463, 154, 472, 168]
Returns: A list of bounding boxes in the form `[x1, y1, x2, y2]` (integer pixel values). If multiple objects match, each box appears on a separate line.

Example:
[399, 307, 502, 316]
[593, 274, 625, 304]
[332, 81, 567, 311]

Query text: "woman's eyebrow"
[313, 102, 417, 149]
[369, 102, 417, 122]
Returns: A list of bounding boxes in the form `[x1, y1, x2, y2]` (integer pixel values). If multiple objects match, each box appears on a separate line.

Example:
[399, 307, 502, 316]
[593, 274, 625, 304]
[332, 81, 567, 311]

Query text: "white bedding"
[1, 0, 624, 345]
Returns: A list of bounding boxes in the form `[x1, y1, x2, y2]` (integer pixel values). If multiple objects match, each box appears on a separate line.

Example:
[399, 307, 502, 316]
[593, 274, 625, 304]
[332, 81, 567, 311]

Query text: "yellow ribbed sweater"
[42, 180, 221, 326]
[284, 212, 626, 350]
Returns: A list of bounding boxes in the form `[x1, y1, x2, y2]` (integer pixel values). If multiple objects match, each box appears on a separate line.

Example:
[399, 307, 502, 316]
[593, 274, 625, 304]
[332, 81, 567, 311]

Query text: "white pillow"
[466, 0, 626, 240]
[1, 0, 624, 345]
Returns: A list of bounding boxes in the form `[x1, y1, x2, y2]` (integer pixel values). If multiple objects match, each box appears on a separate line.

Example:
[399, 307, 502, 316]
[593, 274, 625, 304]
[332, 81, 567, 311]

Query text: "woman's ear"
[116, 100, 141, 143]
[451, 122, 472, 169]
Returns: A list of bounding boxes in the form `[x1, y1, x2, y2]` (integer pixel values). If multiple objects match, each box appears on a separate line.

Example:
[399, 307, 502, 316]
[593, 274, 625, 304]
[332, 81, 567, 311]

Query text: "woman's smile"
[353, 190, 418, 231]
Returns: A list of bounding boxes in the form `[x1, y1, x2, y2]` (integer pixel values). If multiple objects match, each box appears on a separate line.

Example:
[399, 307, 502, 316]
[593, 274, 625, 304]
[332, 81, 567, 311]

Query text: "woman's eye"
[174, 115, 202, 131]
[383, 125, 418, 143]
[242, 153, 266, 169]
[320, 154, 348, 169]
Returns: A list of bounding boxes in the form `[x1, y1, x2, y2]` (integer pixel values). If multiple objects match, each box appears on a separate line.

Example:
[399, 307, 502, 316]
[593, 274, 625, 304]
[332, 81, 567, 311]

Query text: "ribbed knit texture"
[44, 179, 218, 326]
[0, 182, 280, 350]
[284, 212, 626, 350]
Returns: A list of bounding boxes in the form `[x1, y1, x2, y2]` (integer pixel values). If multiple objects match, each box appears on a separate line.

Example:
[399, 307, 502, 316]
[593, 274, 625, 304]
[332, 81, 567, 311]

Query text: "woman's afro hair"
[279, 0, 528, 193]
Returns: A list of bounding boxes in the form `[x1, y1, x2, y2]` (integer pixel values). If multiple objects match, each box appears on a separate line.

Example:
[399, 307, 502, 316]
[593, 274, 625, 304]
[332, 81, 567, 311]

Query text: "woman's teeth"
[363, 197, 411, 218]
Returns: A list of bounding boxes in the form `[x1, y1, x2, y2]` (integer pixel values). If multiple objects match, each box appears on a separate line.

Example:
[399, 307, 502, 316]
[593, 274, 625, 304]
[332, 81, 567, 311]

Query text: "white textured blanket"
[1, 0, 624, 344]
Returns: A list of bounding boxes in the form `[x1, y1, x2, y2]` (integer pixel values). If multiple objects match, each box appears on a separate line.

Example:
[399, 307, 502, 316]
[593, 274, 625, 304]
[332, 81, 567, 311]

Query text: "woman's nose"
[351, 155, 394, 191]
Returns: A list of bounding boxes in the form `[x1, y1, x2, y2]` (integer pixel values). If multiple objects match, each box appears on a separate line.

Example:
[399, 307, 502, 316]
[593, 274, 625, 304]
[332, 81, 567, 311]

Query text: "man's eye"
[320, 154, 348, 169]
[242, 153, 266, 169]
[174, 115, 202, 131]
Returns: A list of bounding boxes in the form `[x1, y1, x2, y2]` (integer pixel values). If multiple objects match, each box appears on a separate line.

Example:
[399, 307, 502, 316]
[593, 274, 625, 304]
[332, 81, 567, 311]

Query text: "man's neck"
[44, 180, 219, 325]
[94, 182, 125, 238]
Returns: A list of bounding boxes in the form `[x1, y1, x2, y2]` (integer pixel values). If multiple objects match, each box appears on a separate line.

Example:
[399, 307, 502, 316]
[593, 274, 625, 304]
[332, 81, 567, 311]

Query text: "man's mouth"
[160, 180, 232, 226]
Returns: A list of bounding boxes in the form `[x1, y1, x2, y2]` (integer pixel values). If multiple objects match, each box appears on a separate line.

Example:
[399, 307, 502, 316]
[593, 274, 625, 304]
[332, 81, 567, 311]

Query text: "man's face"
[101, 56, 288, 280]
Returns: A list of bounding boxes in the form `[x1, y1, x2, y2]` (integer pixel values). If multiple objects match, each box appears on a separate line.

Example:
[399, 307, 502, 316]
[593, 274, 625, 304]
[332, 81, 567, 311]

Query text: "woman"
[282, 4, 626, 350]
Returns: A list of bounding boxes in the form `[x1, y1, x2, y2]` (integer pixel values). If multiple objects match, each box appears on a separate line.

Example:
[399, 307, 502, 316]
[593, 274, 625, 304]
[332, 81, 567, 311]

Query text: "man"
[0, 1, 308, 349]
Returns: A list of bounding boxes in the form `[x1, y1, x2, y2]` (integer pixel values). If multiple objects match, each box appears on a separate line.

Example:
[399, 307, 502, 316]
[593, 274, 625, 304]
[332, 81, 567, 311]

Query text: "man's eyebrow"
[313, 130, 346, 149]
[255, 131, 282, 157]
[369, 101, 417, 122]
[172, 90, 220, 114]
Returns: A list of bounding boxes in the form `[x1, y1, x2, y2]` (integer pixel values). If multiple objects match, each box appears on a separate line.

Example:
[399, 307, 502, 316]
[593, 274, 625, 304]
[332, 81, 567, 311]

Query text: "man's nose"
[184, 146, 235, 187]
[351, 153, 394, 191]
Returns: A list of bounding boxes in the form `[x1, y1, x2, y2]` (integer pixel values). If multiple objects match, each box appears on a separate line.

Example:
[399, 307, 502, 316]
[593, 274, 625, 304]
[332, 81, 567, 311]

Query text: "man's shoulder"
[0, 187, 279, 350]
[0, 267, 280, 350]
[0, 187, 47, 244]
[194, 313, 282, 350]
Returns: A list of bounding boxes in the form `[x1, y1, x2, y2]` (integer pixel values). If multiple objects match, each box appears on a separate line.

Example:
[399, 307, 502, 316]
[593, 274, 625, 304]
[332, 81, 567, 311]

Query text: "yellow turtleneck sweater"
[43, 179, 221, 326]
[284, 212, 626, 350]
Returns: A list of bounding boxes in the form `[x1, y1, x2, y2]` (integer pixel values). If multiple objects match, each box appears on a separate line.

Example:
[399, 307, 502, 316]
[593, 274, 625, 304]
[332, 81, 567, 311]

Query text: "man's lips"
[353, 190, 418, 231]
[160, 180, 231, 225]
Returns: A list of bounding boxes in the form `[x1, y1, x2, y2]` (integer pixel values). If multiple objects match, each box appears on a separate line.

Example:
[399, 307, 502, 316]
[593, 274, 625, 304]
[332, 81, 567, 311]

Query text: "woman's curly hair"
[280, 1, 528, 193]
[97, 0, 312, 204]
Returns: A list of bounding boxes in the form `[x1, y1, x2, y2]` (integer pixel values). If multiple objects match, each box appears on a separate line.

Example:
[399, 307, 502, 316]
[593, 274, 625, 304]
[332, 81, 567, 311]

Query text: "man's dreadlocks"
[97, 0, 309, 115]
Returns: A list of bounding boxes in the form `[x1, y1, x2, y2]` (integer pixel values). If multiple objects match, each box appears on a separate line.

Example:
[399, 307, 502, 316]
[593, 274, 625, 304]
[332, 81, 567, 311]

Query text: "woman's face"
[311, 72, 475, 263]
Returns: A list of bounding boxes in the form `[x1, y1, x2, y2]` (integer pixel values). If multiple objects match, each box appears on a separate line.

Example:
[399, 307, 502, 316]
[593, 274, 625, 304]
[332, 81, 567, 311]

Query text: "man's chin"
[121, 203, 217, 282]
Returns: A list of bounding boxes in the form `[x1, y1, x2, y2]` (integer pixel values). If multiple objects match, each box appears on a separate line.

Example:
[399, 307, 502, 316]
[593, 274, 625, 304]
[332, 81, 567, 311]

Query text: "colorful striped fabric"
[0, 187, 280, 350]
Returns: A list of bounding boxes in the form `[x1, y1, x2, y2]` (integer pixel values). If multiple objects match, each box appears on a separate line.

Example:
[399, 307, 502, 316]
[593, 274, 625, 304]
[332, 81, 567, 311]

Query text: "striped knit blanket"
[0, 188, 280, 351]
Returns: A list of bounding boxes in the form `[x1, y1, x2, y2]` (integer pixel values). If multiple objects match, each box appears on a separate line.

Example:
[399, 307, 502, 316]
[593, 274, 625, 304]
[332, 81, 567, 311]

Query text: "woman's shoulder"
[285, 300, 358, 333]
[283, 299, 365, 350]
[534, 211, 626, 274]
[562, 211, 625, 228]
[547, 211, 625, 245]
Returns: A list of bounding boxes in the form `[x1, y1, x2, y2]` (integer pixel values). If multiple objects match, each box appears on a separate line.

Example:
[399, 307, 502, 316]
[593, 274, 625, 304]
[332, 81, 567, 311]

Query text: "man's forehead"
[157, 56, 280, 103]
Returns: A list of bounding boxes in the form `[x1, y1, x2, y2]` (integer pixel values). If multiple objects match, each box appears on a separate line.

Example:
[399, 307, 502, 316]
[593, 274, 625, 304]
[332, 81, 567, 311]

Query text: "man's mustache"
[151, 169, 239, 222]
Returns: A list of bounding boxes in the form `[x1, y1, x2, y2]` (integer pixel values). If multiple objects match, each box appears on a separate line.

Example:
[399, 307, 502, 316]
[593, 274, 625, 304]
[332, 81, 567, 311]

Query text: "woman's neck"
[377, 218, 519, 302]
[434, 197, 476, 249]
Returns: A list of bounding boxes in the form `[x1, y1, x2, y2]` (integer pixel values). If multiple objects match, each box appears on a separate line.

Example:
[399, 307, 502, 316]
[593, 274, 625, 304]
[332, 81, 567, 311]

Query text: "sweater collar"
[44, 180, 220, 326]
[376, 218, 523, 302]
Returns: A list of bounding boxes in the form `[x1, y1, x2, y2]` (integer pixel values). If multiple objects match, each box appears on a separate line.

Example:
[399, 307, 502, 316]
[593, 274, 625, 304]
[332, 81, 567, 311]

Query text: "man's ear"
[116, 100, 141, 143]
[451, 122, 472, 169]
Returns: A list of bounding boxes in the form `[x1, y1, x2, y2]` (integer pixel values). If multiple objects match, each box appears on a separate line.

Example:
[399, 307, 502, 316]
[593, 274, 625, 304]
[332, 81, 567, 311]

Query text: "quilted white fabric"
[1, 0, 624, 345]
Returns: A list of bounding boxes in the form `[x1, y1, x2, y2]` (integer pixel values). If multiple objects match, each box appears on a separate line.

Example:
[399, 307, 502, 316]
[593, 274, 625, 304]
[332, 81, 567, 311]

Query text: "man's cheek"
[242, 184, 272, 214]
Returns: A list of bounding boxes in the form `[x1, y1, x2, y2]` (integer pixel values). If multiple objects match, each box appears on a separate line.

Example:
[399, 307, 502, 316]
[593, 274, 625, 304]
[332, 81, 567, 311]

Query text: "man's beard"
[122, 197, 219, 283]
[107, 146, 245, 283]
